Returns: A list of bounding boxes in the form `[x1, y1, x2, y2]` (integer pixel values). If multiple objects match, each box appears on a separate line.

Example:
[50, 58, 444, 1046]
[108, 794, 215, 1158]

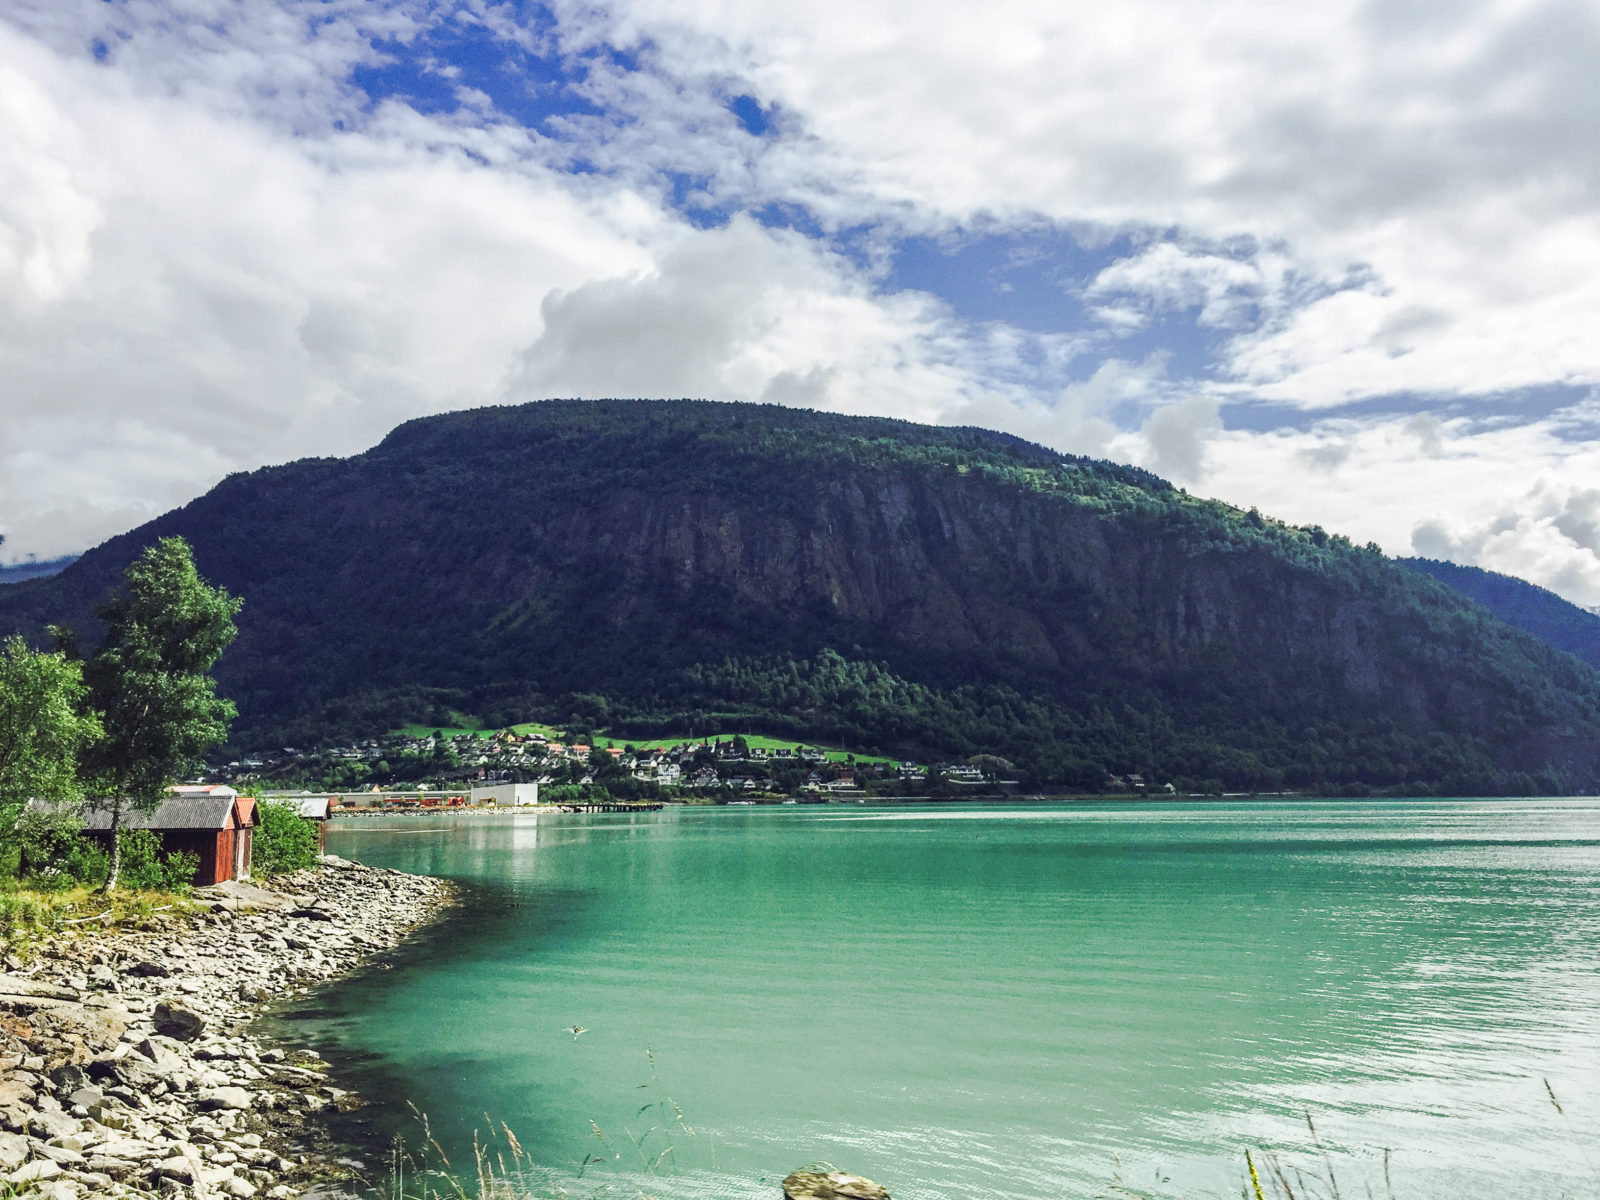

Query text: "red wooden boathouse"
[76, 785, 257, 885]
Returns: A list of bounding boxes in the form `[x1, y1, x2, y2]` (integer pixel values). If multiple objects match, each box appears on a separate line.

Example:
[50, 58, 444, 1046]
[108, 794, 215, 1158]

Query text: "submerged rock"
[782, 1167, 891, 1200]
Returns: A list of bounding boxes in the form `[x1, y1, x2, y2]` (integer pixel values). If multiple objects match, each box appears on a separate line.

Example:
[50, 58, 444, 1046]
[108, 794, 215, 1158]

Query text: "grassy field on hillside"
[393, 723, 896, 765]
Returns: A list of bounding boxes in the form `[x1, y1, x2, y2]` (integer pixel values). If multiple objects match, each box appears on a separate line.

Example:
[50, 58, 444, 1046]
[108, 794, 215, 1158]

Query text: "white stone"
[7, 1158, 62, 1184]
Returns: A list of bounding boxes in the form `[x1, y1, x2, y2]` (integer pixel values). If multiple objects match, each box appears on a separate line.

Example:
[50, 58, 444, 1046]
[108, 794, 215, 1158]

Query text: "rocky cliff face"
[4, 399, 1598, 791]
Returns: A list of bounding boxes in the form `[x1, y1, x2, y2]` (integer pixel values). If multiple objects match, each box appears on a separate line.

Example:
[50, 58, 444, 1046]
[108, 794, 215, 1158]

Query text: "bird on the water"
[568, 1026, 587, 1038]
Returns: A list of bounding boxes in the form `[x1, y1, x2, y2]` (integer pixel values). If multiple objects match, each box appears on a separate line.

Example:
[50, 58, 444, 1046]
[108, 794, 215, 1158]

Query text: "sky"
[3, 0, 1600, 607]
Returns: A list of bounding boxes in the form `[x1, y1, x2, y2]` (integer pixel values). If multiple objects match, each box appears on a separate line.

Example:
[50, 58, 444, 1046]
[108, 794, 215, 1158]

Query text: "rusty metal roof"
[75, 795, 240, 831]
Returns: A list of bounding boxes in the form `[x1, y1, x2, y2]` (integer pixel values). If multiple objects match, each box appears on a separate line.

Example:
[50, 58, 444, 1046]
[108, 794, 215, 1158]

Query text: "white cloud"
[1404, 481, 1600, 607]
[4, 0, 1600, 616]
[0, 9, 1058, 560]
[544, 0, 1600, 405]
[0, 13, 689, 557]
[1120, 396, 1224, 486]
[509, 215, 979, 421]
[1087, 243, 1286, 331]
[1182, 403, 1600, 608]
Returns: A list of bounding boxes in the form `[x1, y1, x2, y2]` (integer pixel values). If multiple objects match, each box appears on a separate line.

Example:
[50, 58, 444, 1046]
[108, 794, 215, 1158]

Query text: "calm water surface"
[267, 801, 1600, 1199]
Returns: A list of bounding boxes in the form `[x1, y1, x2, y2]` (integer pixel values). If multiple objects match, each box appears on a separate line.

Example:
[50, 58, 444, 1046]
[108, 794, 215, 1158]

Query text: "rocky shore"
[0, 856, 453, 1199]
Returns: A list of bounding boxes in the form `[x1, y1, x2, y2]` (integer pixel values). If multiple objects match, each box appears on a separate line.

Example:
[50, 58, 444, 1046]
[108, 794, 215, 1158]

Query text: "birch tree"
[80, 537, 241, 892]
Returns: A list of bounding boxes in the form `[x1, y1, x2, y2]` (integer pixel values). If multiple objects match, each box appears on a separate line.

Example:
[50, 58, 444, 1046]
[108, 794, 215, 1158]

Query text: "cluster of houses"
[48, 747, 1177, 893]
[220, 729, 967, 796]
[205, 727, 1061, 805]
[1105, 773, 1178, 794]
[620, 741, 867, 793]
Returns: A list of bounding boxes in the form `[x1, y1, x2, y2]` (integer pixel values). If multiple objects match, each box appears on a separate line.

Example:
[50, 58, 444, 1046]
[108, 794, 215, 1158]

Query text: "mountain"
[0, 555, 78, 584]
[4, 398, 1599, 795]
[1400, 558, 1600, 670]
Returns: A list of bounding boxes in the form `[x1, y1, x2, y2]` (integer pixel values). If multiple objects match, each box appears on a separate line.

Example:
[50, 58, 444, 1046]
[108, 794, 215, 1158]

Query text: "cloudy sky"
[4, 0, 1600, 606]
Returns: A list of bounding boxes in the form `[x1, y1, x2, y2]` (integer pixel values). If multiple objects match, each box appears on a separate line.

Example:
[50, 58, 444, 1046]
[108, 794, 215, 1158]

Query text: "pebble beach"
[0, 855, 453, 1199]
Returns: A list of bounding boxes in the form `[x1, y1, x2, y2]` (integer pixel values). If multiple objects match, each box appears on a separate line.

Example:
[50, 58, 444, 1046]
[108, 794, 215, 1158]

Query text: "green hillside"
[4, 399, 1599, 795]
[1402, 557, 1600, 669]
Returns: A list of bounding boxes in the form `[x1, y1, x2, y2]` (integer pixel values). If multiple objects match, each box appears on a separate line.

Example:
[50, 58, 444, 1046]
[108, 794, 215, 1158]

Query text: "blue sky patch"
[885, 228, 1227, 383]
[728, 94, 774, 137]
[352, 6, 596, 129]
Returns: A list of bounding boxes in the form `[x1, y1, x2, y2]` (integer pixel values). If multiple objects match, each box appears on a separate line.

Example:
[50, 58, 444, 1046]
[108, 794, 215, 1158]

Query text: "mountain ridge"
[1400, 557, 1600, 670]
[4, 398, 1598, 794]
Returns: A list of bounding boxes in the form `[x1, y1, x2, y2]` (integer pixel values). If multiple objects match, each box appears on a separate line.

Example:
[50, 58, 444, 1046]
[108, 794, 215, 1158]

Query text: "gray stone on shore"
[782, 1168, 892, 1200]
[136, 1034, 186, 1066]
[0, 976, 79, 1002]
[33, 1142, 86, 1167]
[0, 1130, 27, 1171]
[25, 1000, 129, 1062]
[154, 1152, 202, 1183]
[47, 1063, 88, 1092]
[152, 999, 206, 1041]
[197, 1087, 252, 1112]
[65, 1086, 102, 1112]
[28, 1108, 80, 1142]
[8, 1156, 62, 1184]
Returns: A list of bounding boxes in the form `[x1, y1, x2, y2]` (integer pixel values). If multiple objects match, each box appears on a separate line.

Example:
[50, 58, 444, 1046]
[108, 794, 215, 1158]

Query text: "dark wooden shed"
[77, 788, 256, 885]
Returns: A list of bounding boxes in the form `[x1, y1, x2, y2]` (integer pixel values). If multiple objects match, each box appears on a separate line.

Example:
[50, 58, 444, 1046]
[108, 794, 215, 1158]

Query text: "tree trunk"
[100, 804, 123, 894]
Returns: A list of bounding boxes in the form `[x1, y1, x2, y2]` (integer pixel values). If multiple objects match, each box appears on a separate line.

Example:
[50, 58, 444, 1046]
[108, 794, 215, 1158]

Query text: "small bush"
[253, 800, 320, 877]
[117, 829, 198, 894]
[5, 806, 108, 890]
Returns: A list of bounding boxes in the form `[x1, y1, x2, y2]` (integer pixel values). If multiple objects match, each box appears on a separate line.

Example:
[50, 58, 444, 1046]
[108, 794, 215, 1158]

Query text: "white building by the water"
[470, 782, 541, 806]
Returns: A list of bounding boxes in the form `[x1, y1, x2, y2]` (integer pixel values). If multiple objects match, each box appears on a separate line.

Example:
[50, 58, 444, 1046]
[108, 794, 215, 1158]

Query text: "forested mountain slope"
[1401, 557, 1600, 670]
[4, 399, 1599, 794]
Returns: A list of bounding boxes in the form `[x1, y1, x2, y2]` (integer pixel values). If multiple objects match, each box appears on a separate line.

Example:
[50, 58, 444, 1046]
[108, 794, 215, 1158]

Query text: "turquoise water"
[271, 801, 1600, 1199]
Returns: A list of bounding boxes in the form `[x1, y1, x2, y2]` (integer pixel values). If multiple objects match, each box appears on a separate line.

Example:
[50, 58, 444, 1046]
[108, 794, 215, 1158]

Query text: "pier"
[556, 801, 665, 813]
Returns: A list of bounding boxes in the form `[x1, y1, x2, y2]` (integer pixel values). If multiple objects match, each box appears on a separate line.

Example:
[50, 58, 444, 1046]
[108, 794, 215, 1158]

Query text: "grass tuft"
[0, 885, 201, 959]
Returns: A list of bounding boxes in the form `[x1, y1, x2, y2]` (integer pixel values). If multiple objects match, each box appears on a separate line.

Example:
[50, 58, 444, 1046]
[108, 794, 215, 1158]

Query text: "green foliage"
[1403, 556, 1600, 669]
[0, 635, 101, 826]
[79, 537, 242, 811]
[0, 885, 202, 960]
[114, 828, 198, 893]
[540, 783, 585, 805]
[253, 800, 320, 876]
[0, 805, 107, 890]
[74, 537, 240, 889]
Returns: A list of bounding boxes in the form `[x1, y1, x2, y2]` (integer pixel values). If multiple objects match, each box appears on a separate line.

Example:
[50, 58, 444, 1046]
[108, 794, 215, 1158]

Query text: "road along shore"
[0, 856, 454, 1199]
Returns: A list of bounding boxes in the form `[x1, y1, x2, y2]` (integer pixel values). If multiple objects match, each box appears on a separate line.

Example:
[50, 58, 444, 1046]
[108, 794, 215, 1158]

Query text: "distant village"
[211, 728, 1034, 800]
[210, 728, 1185, 803]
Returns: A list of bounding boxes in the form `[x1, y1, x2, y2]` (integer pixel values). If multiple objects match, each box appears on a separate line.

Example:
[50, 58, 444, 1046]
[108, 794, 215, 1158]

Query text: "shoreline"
[0, 857, 454, 1199]
[322, 790, 1315, 818]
